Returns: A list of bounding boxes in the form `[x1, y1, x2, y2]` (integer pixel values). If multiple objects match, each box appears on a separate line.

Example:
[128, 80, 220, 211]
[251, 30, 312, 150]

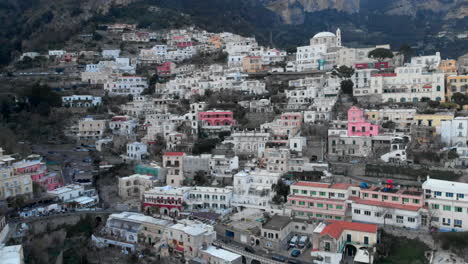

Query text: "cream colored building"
[163, 152, 185, 187]
[77, 117, 107, 142]
[0, 149, 33, 201]
[118, 174, 159, 199]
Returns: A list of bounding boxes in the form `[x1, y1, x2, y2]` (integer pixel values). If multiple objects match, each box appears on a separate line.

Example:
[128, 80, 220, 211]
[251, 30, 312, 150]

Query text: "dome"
[313, 32, 336, 38]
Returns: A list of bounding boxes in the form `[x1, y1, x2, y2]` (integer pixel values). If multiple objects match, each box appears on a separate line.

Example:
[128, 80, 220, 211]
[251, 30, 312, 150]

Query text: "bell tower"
[336, 28, 342, 47]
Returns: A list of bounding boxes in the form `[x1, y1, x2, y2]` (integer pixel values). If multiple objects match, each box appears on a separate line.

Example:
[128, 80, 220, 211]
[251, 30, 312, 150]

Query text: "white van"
[289, 235, 299, 248]
[298, 235, 309, 248]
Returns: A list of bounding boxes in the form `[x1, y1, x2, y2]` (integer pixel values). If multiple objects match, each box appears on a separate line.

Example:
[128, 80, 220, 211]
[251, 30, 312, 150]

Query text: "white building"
[441, 117, 468, 147]
[232, 169, 282, 209]
[104, 76, 148, 96]
[223, 131, 269, 156]
[422, 177, 468, 231]
[124, 142, 148, 161]
[186, 186, 233, 214]
[109, 116, 138, 136]
[48, 50, 66, 57]
[0, 244, 24, 264]
[410, 52, 441, 71]
[366, 66, 445, 103]
[200, 246, 242, 264]
[47, 184, 84, 202]
[296, 29, 342, 72]
[62, 95, 102, 108]
[102, 49, 121, 59]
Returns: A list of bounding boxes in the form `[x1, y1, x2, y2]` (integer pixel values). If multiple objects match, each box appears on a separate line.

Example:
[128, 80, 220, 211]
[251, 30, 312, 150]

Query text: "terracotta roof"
[293, 181, 330, 188]
[288, 195, 346, 203]
[164, 152, 185, 156]
[330, 183, 358, 190]
[350, 197, 422, 211]
[320, 221, 377, 239]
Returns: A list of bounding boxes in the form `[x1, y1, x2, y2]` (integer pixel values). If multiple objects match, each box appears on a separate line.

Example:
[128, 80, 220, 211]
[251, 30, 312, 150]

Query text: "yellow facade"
[242, 56, 263, 73]
[446, 75, 468, 101]
[439, 59, 457, 75]
[414, 113, 454, 128]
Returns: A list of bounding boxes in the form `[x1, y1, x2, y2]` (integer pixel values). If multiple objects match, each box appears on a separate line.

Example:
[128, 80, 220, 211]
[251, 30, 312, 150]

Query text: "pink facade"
[14, 160, 63, 191]
[347, 106, 379, 137]
[352, 186, 424, 210]
[177, 41, 194, 48]
[198, 111, 236, 127]
[157, 62, 174, 76]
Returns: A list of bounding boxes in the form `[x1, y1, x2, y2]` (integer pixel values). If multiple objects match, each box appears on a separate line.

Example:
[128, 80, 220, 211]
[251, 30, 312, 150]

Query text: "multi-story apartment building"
[414, 112, 454, 134]
[288, 181, 360, 221]
[441, 117, 468, 147]
[118, 174, 159, 199]
[262, 147, 290, 174]
[186, 186, 233, 214]
[209, 155, 239, 182]
[163, 152, 185, 187]
[0, 156, 33, 201]
[410, 52, 441, 71]
[14, 156, 62, 191]
[104, 76, 148, 96]
[62, 95, 102, 108]
[446, 75, 468, 101]
[77, 117, 106, 142]
[198, 110, 236, 131]
[328, 135, 373, 159]
[143, 185, 191, 216]
[352, 69, 378, 96]
[296, 29, 342, 72]
[362, 66, 445, 103]
[365, 108, 416, 132]
[165, 219, 216, 260]
[223, 131, 269, 156]
[422, 177, 468, 231]
[347, 106, 379, 137]
[350, 186, 425, 229]
[438, 59, 457, 76]
[232, 169, 282, 209]
[242, 56, 264, 73]
[261, 113, 302, 137]
[109, 115, 138, 136]
[123, 142, 148, 161]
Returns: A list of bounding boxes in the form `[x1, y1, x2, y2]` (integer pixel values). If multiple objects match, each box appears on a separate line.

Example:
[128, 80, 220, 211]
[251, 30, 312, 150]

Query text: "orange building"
[242, 56, 264, 73]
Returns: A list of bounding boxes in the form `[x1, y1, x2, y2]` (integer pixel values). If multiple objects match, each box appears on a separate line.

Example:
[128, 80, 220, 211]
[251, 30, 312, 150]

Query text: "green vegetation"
[368, 48, 394, 63]
[375, 231, 429, 264]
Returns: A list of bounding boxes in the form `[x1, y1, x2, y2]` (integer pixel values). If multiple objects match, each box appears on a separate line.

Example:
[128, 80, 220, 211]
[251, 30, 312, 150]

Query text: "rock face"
[263, 0, 467, 24]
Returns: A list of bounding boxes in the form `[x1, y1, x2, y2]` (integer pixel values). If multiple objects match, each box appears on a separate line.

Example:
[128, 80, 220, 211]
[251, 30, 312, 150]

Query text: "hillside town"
[0, 21, 468, 264]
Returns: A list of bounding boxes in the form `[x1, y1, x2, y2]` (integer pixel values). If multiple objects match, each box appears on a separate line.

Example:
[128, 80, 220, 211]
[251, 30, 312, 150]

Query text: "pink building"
[347, 106, 379, 137]
[157, 62, 176, 76]
[14, 158, 63, 191]
[176, 41, 194, 49]
[198, 110, 236, 127]
[288, 181, 360, 221]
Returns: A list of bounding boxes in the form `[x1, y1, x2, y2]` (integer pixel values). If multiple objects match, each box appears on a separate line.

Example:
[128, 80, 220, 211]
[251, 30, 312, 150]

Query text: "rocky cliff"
[263, 0, 467, 24]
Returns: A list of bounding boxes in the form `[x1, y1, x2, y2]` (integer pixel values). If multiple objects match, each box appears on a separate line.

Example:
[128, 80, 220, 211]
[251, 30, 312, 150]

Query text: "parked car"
[245, 246, 255, 253]
[289, 235, 299, 248]
[271, 255, 287, 262]
[287, 259, 301, 264]
[298, 235, 309, 248]
[290, 249, 301, 257]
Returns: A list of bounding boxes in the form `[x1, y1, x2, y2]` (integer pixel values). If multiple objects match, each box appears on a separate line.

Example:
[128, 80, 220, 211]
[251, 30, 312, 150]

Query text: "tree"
[398, 44, 413, 62]
[368, 48, 394, 62]
[194, 170, 208, 186]
[272, 179, 290, 204]
[331, 65, 355, 79]
[451, 93, 468, 107]
[340, 79, 354, 95]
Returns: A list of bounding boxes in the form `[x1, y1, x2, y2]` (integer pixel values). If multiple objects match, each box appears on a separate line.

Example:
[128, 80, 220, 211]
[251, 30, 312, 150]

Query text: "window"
[354, 209, 361, 214]
[372, 194, 378, 199]
[454, 219, 462, 228]
[338, 193, 345, 198]
[311, 191, 316, 195]
[320, 192, 326, 196]
[291, 201, 296, 205]
[431, 204, 440, 210]
[336, 205, 343, 210]
[375, 212, 381, 217]
[457, 193, 465, 199]
[455, 207, 463, 212]
[385, 214, 392, 219]
[364, 211, 371, 216]
[446, 192, 454, 198]
[309, 202, 314, 207]
[299, 201, 305, 206]
[324, 242, 331, 252]
[347, 234, 352, 242]
[396, 215, 404, 223]
[413, 199, 420, 204]
[435, 191, 442, 196]
[403, 198, 409, 203]
[392, 197, 399, 201]
[301, 190, 307, 194]
[293, 189, 298, 193]
[442, 218, 451, 226]
[382, 195, 388, 200]
[316, 214, 322, 218]
[443, 205, 451, 211]
[363, 193, 369, 198]
[408, 217, 416, 223]
[317, 203, 324, 208]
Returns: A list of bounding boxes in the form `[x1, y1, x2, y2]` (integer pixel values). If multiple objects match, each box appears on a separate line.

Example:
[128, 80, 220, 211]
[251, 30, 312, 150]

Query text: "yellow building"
[0, 148, 34, 200]
[446, 75, 468, 101]
[414, 112, 454, 133]
[242, 56, 264, 73]
[439, 59, 457, 75]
